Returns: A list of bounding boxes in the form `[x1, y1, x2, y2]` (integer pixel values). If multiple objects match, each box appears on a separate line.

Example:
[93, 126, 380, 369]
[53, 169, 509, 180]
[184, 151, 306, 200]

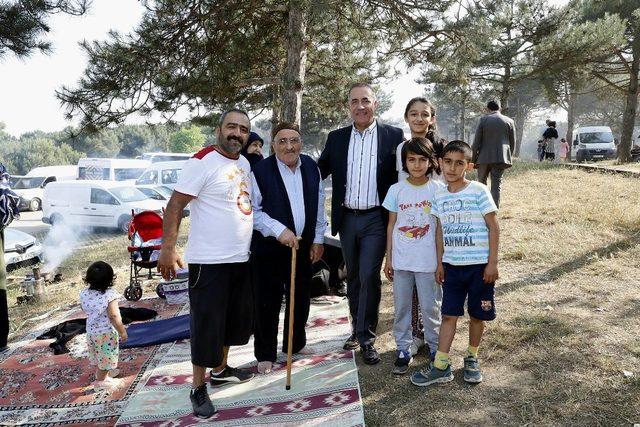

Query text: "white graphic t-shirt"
[431, 181, 498, 265]
[80, 288, 120, 335]
[382, 178, 443, 273]
[175, 147, 253, 264]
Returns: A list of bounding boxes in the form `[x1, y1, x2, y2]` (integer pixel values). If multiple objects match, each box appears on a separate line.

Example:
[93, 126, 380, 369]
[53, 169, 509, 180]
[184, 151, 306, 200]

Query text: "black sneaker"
[190, 384, 216, 418]
[343, 334, 359, 350]
[392, 350, 412, 375]
[361, 344, 381, 365]
[209, 365, 255, 386]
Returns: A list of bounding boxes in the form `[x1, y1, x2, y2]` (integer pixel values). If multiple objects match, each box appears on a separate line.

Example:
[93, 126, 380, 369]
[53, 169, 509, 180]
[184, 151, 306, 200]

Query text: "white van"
[10, 165, 78, 211]
[135, 160, 186, 190]
[42, 181, 165, 232]
[140, 152, 193, 163]
[573, 126, 617, 162]
[77, 158, 151, 181]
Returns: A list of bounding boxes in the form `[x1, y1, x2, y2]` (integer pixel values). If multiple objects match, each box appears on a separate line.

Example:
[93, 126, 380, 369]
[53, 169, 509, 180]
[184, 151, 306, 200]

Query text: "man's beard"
[219, 136, 243, 155]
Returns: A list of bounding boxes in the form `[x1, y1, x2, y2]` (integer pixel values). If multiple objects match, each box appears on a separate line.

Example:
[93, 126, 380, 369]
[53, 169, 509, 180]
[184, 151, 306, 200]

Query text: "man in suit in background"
[471, 100, 516, 208]
[318, 83, 403, 365]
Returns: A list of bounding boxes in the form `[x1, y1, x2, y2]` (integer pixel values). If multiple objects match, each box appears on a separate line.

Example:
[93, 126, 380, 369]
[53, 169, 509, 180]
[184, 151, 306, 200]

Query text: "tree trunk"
[459, 97, 466, 141]
[514, 111, 525, 158]
[271, 85, 282, 129]
[618, 37, 640, 163]
[281, 0, 309, 127]
[565, 88, 577, 161]
[513, 96, 522, 157]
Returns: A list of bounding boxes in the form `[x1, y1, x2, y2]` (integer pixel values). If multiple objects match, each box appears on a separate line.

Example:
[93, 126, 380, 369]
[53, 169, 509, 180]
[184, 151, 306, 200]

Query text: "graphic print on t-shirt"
[440, 198, 477, 247]
[382, 179, 441, 273]
[226, 166, 252, 216]
[397, 199, 432, 241]
[431, 181, 497, 265]
[236, 180, 252, 216]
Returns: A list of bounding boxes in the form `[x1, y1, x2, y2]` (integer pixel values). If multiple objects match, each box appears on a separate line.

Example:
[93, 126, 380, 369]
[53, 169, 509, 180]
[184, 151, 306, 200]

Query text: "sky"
[0, 0, 567, 137]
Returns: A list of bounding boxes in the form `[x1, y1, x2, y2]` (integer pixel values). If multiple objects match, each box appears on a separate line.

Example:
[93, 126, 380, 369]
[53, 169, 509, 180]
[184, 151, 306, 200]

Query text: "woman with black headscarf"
[241, 132, 265, 169]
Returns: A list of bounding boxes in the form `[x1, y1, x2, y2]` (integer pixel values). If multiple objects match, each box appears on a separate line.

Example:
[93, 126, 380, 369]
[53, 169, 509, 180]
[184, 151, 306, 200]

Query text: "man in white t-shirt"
[157, 109, 254, 419]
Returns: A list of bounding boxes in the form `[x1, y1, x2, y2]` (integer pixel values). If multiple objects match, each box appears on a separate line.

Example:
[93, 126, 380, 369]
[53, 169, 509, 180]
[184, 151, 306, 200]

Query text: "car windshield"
[110, 187, 149, 202]
[154, 186, 173, 198]
[581, 132, 614, 144]
[135, 170, 158, 185]
[137, 187, 165, 200]
[11, 177, 46, 189]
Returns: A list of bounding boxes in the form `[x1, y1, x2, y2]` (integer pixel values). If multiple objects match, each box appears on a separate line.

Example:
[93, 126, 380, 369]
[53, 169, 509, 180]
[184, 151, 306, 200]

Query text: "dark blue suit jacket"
[317, 122, 404, 235]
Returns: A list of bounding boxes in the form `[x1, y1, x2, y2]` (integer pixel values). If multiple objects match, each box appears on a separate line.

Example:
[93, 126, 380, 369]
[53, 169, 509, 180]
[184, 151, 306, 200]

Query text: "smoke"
[41, 221, 88, 273]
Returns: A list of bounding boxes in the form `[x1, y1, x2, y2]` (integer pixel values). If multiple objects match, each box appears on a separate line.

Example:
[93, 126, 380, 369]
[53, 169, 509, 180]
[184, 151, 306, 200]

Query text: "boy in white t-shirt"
[383, 138, 444, 375]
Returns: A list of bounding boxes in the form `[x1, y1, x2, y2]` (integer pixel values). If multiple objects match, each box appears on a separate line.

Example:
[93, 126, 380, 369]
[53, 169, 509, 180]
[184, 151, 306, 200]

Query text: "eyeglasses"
[275, 137, 302, 146]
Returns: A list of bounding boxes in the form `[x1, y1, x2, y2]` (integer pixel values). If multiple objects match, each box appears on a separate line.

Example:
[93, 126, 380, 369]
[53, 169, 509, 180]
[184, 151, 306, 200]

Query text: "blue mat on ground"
[121, 314, 190, 349]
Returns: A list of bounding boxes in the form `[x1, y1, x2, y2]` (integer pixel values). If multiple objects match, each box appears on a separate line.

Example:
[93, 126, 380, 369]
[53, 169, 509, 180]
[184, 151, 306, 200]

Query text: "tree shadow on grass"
[497, 232, 640, 297]
[360, 310, 640, 426]
[618, 298, 640, 320]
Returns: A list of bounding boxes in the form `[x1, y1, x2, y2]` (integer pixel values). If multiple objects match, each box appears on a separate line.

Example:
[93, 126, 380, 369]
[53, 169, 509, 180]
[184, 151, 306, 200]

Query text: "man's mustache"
[227, 135, 242, 143]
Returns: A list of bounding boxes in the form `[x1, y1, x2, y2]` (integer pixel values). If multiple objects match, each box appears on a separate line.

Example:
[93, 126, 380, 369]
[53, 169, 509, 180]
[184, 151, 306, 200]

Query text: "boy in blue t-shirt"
[410, 140, 499, 387]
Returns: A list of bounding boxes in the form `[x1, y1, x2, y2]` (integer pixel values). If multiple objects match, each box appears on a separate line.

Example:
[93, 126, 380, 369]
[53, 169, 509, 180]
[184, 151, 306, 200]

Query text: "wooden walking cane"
[285, 245, 297, 390]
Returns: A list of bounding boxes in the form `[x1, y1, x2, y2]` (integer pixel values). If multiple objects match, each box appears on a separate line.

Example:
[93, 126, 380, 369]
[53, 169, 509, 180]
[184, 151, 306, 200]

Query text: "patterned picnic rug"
[116, 299, 365, 426]
[0, 297, 184, 426]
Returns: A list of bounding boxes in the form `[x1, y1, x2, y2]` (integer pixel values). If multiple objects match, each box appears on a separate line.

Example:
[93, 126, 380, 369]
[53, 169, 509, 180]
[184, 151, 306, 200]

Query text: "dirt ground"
[358, 162, 640, 426]
[6, 161, 640, 425]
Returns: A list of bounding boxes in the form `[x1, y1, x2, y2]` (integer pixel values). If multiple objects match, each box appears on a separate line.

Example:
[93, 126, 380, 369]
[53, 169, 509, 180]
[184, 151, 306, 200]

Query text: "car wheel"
[117, 215, 131, 233]
[29, 198, 41, 211]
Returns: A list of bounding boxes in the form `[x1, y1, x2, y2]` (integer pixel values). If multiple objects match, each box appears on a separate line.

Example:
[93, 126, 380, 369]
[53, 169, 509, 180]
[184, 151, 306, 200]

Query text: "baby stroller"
[125, 210, 164, 301]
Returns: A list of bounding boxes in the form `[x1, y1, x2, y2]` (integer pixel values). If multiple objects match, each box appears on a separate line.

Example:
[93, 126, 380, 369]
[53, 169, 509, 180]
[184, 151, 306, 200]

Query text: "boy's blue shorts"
[441, 263, 496, 321]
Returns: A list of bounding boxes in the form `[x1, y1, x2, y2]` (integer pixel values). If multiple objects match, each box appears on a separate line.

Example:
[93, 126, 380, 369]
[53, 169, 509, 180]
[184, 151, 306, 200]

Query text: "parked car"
[573, 126, 617, 162]
[135, 185, 189, 217]
[10, 165, 78, 212]
[140, 152, 193, 163]
[77, 158, 151, 181]
[42, 180, 166, 233]
[135, 161, 186, 190]
[3, 228, 43, 272]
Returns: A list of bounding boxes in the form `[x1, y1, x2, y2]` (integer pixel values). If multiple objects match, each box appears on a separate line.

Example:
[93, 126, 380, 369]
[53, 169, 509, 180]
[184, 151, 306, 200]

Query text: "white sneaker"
[410, 337, 425, 357]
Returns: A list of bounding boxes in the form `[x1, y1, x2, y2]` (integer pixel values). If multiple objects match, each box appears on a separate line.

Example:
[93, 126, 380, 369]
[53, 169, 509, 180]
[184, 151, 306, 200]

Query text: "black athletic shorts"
[188, 262, 253, 367]
[441, 263, 496, 321]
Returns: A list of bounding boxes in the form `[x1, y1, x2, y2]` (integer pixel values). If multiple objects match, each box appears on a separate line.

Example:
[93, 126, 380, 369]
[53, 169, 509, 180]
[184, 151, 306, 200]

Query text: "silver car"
[3, 228, 43, 272]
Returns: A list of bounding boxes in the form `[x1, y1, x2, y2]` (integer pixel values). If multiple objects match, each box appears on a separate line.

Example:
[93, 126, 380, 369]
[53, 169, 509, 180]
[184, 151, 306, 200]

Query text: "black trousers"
[251, 242, 312, 363]
[0, 290, 7, 348]
[0, 230, 8, 348]
[339, 210, 386, 346]
[188, 263, 253, 367]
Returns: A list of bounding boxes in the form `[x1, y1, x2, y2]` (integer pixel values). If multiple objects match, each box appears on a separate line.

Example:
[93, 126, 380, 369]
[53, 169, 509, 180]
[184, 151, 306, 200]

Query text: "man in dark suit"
[318, 83, 403, 364]
[471, 100, 516, 207]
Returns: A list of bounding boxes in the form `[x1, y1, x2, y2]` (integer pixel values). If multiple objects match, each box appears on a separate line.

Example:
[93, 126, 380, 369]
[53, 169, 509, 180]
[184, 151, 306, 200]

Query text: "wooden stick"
[285, 245, 297, 390]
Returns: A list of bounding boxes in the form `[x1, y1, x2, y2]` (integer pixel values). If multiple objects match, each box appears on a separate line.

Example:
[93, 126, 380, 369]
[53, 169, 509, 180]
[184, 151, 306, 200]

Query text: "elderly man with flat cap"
[250, 122, 327, 374]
